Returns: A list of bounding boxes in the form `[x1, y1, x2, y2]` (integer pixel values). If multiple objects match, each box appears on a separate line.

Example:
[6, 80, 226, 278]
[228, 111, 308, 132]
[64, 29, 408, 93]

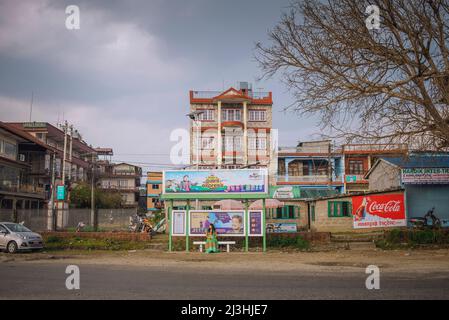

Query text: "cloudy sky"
[0, 0, 321, 172]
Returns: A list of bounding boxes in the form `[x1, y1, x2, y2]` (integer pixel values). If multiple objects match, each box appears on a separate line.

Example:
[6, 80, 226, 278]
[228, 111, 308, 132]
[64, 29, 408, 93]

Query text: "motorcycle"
[129, 214, 154, 235]
[409, 207, 441, 229]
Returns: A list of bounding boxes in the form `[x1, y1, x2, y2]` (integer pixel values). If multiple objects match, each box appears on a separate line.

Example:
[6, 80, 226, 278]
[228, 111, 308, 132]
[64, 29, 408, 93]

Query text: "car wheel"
[7, 241, 18, 254]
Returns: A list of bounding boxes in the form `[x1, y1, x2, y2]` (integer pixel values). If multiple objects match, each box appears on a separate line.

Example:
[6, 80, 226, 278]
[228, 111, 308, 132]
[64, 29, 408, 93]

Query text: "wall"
[310, 190, 405, 233]
[368, 161, 401, 191]
[406, 185, 449, 222]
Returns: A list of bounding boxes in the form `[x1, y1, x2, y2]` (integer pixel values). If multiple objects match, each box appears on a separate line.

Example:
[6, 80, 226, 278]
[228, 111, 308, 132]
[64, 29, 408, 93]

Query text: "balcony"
[344, 174, 369, 184]
[277, 175, 332, 184]
[278, 146, 331, 154]
[98, 185, 139, 191]
[0, 183, 47, 199]
[342, 143, 408, 154]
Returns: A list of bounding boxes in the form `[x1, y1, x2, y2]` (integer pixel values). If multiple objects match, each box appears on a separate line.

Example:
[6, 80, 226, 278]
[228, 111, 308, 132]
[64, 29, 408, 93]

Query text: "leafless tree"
[256, 0, 449, 150]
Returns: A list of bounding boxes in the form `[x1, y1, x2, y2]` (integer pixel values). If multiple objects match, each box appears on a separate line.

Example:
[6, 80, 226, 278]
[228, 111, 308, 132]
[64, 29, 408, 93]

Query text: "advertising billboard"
[189, 210, 245, 236]
[163, 169, 268, 195]
[266, 223, 298, 233]
[352, 193, 406, 229]
[401, 168, 449, 184]
[248, 210, 263, 236]
[171, 210, 186, 236]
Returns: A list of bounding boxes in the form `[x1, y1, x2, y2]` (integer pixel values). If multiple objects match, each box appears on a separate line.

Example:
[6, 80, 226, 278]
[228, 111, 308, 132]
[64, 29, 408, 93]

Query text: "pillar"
[217, 101, 222, 168]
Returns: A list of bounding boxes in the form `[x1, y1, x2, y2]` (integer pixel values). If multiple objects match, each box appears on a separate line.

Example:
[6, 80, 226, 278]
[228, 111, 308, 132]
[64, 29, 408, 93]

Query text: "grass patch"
[267, 235, 310, 250]
[43, 237, 151, 251]
[375, 228, 449, 249]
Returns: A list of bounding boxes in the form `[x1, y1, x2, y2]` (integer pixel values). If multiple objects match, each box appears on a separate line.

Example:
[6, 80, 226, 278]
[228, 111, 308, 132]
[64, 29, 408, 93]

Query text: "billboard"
[249, 210, 263, 236]
[189, 210, 245, 236]
[266, 223, 297, 233]
[401, 168, 449, 184]
[352, 193, 406, 229]
[171, 210, 186, 236]
[163, 169, 268, 195]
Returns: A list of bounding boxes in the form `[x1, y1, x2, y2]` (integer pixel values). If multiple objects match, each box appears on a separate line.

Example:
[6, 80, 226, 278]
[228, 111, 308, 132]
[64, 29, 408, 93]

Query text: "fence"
[0, 207, 137, 232]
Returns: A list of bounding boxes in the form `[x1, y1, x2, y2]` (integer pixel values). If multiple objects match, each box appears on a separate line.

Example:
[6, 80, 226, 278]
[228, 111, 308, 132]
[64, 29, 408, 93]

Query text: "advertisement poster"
[249, 210, 263, 236]
[401, 168, 449, 184]
[172, 210, 186, 236]
[189, 210, 245, 236]
[163, 169, 268, 194]
[352, 193, 406, 229]
[266, 223, 297, 233]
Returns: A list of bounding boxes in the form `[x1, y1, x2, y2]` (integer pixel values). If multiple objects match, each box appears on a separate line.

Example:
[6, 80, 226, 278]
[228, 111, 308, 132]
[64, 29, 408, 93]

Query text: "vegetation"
[43, 236, 151, 251]
[256, 0, 449, 149]
[267, 235, 310, 250]
[375, 228, 449, 249]
[70, 182, 122, 209]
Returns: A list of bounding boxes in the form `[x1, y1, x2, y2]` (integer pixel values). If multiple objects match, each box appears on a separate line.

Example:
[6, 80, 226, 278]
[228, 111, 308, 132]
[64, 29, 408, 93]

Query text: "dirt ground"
[2, 246, 449, 275]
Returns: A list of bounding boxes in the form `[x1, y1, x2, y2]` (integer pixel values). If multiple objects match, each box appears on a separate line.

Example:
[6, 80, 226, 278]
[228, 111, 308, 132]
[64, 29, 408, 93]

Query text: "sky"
[0, 0, 322, 173]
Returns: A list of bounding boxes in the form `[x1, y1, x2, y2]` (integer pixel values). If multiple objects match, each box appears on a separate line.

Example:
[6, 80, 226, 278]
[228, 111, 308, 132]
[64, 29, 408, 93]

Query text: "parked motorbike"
[409, 207, 441, 229]
[129, 214, 154, 235]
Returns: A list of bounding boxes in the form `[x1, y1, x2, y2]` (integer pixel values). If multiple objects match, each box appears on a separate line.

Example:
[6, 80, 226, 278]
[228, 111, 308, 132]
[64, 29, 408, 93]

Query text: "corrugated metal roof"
[381, 154, 449, 168]
[269, 186, 338, 199]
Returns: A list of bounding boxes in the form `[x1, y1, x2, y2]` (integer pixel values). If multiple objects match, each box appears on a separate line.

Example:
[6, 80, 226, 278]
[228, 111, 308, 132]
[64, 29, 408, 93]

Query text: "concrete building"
[97, 161, 142, 208]
[365, 153, 449, 225]
[189, 82, 274, 173]
[277, 140, 344, 193]
[146, 171, 163, 213]
[342, 143, 408, 193]
[0, 121, 51, 213]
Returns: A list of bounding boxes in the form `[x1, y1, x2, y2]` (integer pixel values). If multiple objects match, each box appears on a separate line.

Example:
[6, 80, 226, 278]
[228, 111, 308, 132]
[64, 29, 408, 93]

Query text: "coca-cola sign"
[352, 193, 406, 229]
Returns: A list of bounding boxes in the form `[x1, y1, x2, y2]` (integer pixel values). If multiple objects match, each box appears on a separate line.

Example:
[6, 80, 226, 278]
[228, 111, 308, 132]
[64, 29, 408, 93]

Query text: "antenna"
[29, 91, 34, 122]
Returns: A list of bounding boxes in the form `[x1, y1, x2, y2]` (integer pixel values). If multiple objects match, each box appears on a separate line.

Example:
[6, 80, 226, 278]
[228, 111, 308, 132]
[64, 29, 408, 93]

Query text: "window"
[36, 132, 46, 142]
[311, 204, 316, 222]
[1, 141, 17, 159]
[201, 137, 215, 150]
[152, 184, 160, 189]
[275, 205, 298, 219]
[119, 180, 128, 188]
[222, 109, 242, 121]
[328, 201, 352, 217]
[223, 135, 242, 151]
[248, 137, 266, 150]
[249, 110, 266, 121]
[348, 160, 364, 175]
[198, 109, 214, 121]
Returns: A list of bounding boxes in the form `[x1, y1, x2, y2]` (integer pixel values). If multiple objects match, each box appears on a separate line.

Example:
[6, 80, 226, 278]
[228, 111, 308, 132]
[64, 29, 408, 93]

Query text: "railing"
[277, 175, 331, 183]
[99, 185, 139, 191]
[278, 146, 331, 154]
[0, 183, 46, 195]
[191, 91, 271, 100]
[343, 143, 408, 153]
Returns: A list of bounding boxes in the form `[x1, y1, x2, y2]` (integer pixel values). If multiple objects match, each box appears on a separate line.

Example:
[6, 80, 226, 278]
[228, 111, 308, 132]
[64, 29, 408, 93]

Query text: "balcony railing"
[0, 183, 46, 196]
[277, 175, 331, 183]
[278, 146, 331, 154]
[191, 91, 271, 100]
[99, 185, 139, 191]
[342, 143, 408, 153]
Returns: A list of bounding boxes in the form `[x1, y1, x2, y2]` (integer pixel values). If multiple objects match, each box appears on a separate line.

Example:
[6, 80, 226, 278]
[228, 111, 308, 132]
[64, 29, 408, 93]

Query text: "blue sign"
[56, 185, 66, 200]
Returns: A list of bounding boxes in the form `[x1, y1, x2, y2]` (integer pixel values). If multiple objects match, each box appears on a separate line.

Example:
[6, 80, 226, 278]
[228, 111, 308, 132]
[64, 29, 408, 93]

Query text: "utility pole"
[91, 153, 96, 230]
[50, 151, 56, 230]
[61, 121, 68, 186]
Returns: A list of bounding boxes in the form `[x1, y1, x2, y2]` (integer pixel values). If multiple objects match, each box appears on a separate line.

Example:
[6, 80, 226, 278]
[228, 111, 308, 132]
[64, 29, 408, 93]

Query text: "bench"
[193, 241, 236, 253]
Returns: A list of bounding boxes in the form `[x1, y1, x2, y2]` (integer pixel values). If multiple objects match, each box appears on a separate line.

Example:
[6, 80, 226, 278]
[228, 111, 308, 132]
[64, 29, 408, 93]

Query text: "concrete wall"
[406, 185, 449, 222]
[368, 161, 401, 191]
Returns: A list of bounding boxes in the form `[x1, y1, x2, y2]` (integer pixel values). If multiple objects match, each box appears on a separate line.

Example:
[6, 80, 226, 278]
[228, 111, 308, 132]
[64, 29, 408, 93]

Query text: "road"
[1, 260, 449, 299]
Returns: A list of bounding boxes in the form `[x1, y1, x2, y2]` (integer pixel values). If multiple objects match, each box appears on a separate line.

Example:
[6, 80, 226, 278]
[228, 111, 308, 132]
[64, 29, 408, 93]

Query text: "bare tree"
[256, 0, 449, 150]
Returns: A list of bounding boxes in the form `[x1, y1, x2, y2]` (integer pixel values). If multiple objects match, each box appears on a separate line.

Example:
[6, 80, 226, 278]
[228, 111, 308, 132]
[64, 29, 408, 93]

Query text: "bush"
[376, 228, 449, 249]
[268, 235, 310, 250]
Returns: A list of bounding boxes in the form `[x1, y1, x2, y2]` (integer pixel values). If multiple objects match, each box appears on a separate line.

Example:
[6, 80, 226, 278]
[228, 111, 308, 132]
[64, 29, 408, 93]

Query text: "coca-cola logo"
[368, 200, 401, 213]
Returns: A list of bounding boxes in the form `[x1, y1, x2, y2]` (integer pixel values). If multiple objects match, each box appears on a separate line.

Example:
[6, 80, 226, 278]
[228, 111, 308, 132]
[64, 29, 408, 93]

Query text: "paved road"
[1, 262, 448, 299]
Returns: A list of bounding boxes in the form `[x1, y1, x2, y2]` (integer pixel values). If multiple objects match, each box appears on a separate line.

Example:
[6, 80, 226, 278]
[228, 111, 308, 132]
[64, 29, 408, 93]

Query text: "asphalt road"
[1, 262, 449, 299]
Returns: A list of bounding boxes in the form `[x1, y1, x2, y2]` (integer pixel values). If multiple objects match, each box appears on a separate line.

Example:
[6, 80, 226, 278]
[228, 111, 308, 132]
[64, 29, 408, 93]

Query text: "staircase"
[145, 233, 169, 251]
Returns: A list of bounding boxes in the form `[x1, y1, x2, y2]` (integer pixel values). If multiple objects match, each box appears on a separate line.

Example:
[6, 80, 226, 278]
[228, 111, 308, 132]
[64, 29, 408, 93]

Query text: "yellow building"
[146, 171, 163, 213]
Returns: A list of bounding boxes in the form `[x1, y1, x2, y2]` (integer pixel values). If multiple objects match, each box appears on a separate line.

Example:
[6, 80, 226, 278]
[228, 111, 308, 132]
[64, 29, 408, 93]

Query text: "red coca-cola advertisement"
[352, 193, 406, 229]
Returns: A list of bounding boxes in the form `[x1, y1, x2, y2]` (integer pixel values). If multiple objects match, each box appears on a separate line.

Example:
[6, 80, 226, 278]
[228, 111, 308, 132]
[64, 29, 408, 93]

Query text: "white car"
[0, 222, 44, 253]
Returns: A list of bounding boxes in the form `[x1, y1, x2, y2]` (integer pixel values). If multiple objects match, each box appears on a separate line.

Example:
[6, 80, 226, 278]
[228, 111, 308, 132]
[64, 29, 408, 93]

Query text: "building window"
[348, 160, 364, 175]
[328, 201, 352, 217]
[248, 137, 266, 150]
[152, 184, 159, 189]
[198, 109, 214, 121]
[119, 180, 128, 188]
[1, 141, 17, 159]
[223, 135, 242, 151]
[275, 206, 298, 219]
[222, 109, 242, 121]
[201, 137, 215, 150]
[249, 110, 266, 121]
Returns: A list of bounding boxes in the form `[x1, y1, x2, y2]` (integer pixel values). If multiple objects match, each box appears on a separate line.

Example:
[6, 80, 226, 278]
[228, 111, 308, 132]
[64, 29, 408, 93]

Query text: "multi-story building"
[146, 171, 163, 213]
[189, 82, 274, 171]
[277, 140, 344, 193]
[342, 143, 408, 193]
[97, 161, 142, 208]
[0, 121, 51, 211]
[7, 122, 97, 186]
